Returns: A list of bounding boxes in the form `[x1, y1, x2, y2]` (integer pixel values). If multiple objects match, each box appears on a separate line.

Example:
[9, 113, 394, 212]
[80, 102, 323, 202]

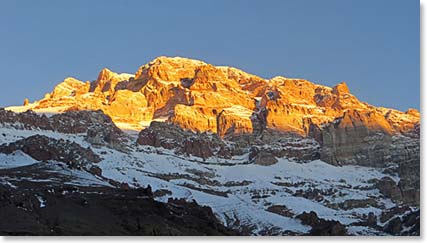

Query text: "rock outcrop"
[137, 121, 225, 160]
[296, 211, 347, 236]
[249, 147, 278, 166]
[0, 109, 128, 151]
[320, 109, 394, 167]
[0, 135, 100, 169]
[137, 121, 321, 162]
[380, 206, 420, 236]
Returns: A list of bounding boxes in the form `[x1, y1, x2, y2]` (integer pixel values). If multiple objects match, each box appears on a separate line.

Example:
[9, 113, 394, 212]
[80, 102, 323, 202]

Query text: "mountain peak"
[332, 82, 350, 95]
[96, 68, 115, 82]
[150, 56, 207, 65]
[91, 68, 134, 93]
[5, 56, 419, 137]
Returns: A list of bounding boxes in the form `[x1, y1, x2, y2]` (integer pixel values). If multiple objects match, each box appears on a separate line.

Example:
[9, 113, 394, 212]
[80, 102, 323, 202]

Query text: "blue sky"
[0, 0, 419, 110]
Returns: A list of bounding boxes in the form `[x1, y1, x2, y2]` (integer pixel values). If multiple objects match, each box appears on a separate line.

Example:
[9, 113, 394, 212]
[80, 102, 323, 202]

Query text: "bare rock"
[383, 217, 402, 235]
[0, 135, 100, 169]
[376, 177, 402, 202]
[296, 211, 346, 236]
[266, 205, 294, 217]
[249, 147, 278, 166]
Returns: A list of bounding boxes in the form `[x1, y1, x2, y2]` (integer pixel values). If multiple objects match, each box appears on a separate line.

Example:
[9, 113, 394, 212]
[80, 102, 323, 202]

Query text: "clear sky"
[0, 0, 419, 111]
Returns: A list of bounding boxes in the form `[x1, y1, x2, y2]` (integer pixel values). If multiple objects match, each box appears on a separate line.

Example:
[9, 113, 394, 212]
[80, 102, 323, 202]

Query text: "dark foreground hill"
[0, 164, 238, 236]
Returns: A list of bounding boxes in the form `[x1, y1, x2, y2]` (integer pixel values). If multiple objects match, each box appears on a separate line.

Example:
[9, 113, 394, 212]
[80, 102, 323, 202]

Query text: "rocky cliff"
[10, 56, 418, 136]
[5, 56, 420, 206]
[0, 53, 421, 235]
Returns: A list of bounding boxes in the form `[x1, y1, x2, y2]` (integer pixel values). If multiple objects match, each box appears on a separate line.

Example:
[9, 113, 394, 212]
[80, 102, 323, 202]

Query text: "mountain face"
[0, 56, 420, 236]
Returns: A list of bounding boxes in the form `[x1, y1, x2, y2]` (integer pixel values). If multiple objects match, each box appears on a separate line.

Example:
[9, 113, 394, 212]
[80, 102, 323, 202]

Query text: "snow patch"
[0, 151, 39, 169]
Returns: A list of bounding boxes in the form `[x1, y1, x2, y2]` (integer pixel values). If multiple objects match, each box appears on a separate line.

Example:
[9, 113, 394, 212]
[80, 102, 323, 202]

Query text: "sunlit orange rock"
[51, 77, 90, 98]
[217, 106, 254, 137]
[170, 105, 217, 133]
[7, 56, 419, 139]
[91, 68, 133, 94]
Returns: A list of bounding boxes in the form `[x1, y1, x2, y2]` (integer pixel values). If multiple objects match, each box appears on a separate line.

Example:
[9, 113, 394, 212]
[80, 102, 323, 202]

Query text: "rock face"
[0, 135, 100, 169]
[0, 109, 128, 152]
[10, 56, 418, 139]
[7, 56, 419, 141]
[7, 56, 418, 145]
[380, 206, 420, 236]
[137, 121, 320, 162]
[319, 108, 419, 205]
[137, 121, 224, 160]
[296, 211, 347, 236]
[376, 177, 403, 202]
[320, 109, 393, 167]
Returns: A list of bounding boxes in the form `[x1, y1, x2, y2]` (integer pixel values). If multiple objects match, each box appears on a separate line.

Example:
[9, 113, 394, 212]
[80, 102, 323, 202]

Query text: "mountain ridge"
[6, 56, 419, 135]
[0, 56, 420, 235]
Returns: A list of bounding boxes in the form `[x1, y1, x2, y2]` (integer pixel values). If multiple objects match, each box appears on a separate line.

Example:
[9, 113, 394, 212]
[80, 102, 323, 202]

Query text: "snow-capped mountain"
[0, 56, 420, 236]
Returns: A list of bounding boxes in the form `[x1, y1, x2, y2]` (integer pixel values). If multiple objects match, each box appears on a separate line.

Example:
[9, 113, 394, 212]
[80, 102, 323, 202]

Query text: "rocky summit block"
[11, 56, 419, 139]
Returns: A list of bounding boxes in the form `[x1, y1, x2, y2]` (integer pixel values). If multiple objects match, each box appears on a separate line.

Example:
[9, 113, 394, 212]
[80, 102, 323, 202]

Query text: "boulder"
[249, 147, 278, 166]
[383, 217, 402, 235]
[296, 211, 346, 236]
[376, 177, 402, 202]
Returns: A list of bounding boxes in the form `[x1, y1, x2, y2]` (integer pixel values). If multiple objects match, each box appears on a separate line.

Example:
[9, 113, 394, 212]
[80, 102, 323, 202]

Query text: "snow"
[35, 195, 46, 208]
[0, 123, 404, 235]
[92, 143, 397, 234]
[0, 126, 89, 146]
[5, 103, 38, 113]
[115, 117, 169, 132]
[0, 150, 39, 169]
[6, 104, 67, 117]
[223, 105, 253, 117]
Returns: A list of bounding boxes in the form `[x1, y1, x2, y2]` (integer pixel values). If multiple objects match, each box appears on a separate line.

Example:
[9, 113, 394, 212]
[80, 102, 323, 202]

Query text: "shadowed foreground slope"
[0, 164, 238, 236]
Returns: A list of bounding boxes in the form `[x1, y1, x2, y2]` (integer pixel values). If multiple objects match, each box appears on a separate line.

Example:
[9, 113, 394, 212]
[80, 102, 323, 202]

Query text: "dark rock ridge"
[380, 206, 420, 236]
[296, 211, 347, 236]
[0, 109, 128, 151]
[137, 121, 321, 163]
[137, 121, 223, 160]
[0, 135, 100, 169]
[0, 183, 238, 236]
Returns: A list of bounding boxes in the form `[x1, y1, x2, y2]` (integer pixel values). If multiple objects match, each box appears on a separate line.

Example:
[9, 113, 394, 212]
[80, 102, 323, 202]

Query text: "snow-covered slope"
[0, 122, 414, 236]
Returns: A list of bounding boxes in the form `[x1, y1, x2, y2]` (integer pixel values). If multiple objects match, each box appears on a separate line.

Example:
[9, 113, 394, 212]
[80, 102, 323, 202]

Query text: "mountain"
[0, 56, 420, 236]
[9, 56, 420, 134]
